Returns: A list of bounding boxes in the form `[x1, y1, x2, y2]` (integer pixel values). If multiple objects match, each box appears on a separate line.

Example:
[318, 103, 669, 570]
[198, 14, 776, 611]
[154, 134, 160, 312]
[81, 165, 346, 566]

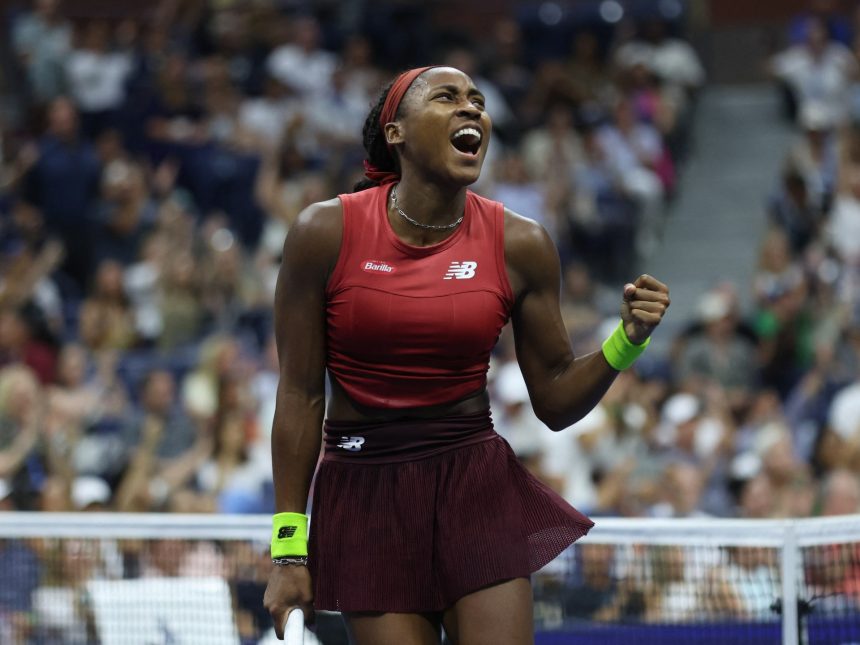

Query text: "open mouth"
[450, 127, 482, 156]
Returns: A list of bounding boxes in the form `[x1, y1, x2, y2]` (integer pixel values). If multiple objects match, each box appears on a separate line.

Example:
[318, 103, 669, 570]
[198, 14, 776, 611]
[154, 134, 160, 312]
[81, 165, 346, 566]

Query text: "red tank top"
[326, 184, 514, 408]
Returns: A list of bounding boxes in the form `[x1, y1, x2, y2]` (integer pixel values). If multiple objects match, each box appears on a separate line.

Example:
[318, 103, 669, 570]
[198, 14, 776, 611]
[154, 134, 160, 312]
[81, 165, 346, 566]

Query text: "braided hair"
[353, 80, 399, 192]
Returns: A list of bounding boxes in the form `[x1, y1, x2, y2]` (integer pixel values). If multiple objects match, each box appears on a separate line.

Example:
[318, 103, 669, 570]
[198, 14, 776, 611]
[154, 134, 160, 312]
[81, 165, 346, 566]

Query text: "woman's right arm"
[264, 198, 342, 636]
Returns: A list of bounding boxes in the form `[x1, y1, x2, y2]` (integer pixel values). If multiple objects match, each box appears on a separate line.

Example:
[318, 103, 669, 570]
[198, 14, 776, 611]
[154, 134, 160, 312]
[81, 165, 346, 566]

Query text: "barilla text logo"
[361, 259, 396, 274]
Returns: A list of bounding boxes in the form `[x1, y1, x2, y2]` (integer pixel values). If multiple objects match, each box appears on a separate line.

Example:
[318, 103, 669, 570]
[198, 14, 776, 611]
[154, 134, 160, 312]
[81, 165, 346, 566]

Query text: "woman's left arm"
[506, 211, 669, 430]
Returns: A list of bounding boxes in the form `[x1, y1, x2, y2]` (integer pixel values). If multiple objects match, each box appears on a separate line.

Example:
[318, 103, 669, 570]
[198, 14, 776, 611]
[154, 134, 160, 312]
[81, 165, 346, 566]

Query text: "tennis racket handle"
[284, 608, 304, 644]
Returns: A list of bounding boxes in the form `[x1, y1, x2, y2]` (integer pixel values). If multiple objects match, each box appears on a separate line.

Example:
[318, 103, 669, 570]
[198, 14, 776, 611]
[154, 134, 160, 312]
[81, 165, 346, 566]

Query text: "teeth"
[452, 127, 481, 141]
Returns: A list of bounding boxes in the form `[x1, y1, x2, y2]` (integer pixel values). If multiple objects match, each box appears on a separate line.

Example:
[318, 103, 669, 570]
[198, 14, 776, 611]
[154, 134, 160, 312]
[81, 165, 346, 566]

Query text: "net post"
[781, 523, 799, 645]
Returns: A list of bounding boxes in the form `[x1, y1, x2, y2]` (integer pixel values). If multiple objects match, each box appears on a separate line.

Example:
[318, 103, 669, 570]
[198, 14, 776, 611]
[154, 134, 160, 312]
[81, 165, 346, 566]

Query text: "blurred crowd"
[0, 0, 858, 640]
[0, 0, 703, 518]
[0, 534, 277, 644]
[494, 0, 860, 527]
[0, 0, 856, 575]
[536, 540, 860, 629]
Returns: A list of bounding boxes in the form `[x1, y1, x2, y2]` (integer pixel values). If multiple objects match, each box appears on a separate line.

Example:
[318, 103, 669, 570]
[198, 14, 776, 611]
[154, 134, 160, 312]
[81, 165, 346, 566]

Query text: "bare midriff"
[326, 376, 491, 422]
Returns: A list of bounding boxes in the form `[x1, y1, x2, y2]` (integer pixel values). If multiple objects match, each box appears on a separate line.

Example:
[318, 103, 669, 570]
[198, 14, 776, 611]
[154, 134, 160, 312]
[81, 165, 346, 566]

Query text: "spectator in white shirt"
[65, 21, 133, 137]
[239, 75, 304, 152]
[615, 19, 705, 96]
[770, 16, 857, 125]
[828, 167, 860, 265]
[597, 97, 666, 257]
[266, 16, 335, 99]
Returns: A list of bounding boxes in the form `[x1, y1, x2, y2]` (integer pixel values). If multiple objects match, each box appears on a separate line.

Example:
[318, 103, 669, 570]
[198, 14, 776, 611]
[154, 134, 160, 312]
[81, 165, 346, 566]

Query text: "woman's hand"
[621, 274, 670, 345]
[264, 564, 314, 639]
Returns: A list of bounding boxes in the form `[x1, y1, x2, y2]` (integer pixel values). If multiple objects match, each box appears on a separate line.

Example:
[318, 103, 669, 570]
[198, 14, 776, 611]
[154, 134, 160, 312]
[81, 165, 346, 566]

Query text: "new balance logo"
[277, 526, 298, 539]
[362, 259, 396, 274]
[443, 261, 477, 280]
[337, 436, 366, 451]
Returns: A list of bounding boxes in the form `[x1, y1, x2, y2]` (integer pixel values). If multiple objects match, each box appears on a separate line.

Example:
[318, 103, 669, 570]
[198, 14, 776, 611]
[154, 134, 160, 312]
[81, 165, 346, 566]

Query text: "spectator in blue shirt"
[24, 98, 101, 292]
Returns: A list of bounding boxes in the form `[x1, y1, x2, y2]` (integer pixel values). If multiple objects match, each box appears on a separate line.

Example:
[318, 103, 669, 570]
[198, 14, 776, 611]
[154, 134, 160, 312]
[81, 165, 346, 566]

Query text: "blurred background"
[1, 0, 860, 642]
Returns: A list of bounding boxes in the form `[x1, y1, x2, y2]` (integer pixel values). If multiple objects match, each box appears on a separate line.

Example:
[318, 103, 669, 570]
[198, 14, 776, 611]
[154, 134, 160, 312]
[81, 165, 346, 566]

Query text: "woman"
[263, 66, 670, 644]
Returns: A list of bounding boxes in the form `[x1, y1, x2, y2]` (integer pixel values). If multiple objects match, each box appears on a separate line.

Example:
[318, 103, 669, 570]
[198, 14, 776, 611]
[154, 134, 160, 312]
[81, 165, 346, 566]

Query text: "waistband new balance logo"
[337, 436, 365, 451]
[443, 261, 477, 280]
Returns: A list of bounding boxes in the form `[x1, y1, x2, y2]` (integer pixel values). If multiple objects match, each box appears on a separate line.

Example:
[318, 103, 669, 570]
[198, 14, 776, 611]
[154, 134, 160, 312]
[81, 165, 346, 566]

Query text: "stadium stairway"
[642, 84, 795, 353]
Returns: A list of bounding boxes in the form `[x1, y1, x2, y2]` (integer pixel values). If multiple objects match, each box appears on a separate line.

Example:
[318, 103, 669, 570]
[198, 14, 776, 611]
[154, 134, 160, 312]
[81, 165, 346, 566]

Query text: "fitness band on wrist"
[272, 556, 308, 567]
[601, 321, 650, 371]
[271, 512, 309, 558]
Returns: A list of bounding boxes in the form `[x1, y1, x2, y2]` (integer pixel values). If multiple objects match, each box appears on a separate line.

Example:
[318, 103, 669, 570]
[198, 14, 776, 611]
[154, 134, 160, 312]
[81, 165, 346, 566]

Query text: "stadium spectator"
[787, 0, 854, 47]
[266, 16, 335, 99]
[480, 18, 533, 123]
[11, 0, 72, 106]
[597, 97, 667, 258]
[0, 364, 47, 511]
[92, 159, 157, 267]
[768, 167, 825, 254]
[197, 373, 268, 512]
[828, 166, 860, 265]
[710, 547, 780, 620]
[78, 260, 135, 352]
[238, 74, 303, 152]
[1, 300, 58, 381]
[784, 101, 838, 213]
[567, 123, 639, 282]
[738, 474, 778, 519]
[566, 31, 613, 111]
[490, 151, 558, 239]
[182, 334, 242, 423]
[613, 19, 705, 97]
[770, 15, 857, 124]
[819, 378, 860, 471]
[24, 97, 101, 291]
[65, 20, 134, 139]
[115, 369, 202, 511]
[675, 286, 759, 397]
[30, 537, 110, 642]
[821, 468, 860, 515]
[752, 230, 814, 396]
[0, 530, 42, 643]
[562, 543, 620, 620]
[642, 545, 698, 623]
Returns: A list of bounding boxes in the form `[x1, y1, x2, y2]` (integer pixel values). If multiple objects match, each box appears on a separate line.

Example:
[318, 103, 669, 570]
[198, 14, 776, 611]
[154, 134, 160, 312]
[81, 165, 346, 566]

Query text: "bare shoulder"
[503, 207, 560, 296]
[288, 197, 343, 249]
[283, 197, 343, 278]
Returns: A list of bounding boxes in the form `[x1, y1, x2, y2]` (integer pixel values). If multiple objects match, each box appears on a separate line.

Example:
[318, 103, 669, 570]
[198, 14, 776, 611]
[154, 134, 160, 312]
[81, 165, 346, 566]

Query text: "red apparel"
[310, 412, 594, 612]
[311, 64, 595, 613]
[326, 184, 513, 408]
[311, 183, 595, 612]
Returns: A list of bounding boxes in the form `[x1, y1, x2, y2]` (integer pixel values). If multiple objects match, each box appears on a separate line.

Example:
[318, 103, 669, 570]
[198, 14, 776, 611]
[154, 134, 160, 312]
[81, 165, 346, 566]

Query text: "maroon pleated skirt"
[308, 411, 593, 613]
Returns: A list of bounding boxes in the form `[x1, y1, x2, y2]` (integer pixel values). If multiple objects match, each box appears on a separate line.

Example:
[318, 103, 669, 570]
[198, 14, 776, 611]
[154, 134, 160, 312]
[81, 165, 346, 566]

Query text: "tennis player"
[264, 65, 670, 644]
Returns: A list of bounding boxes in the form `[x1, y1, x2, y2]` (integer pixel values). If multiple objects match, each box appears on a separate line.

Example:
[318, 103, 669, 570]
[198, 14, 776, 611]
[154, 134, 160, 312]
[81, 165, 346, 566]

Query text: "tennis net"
[0, 513, 858, 644]
[536, 516, 860, 645]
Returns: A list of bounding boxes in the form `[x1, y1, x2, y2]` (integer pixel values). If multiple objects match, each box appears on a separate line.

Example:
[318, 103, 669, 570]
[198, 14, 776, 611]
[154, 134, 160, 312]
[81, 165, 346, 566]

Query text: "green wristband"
[601, 321, 650, 371]
[271, 512, 309, 558]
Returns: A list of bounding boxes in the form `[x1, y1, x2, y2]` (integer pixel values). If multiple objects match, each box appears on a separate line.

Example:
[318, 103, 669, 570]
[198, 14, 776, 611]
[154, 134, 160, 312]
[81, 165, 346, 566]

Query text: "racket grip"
[284, 608, 304, 644]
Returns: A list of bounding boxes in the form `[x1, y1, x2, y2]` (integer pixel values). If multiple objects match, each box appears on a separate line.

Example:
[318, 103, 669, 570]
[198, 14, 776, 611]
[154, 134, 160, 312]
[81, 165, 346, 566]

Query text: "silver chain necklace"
[390, 184, 464, 231]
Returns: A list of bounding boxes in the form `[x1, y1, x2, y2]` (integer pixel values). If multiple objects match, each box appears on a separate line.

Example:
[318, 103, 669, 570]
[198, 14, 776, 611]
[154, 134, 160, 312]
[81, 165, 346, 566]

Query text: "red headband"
[364, 66, 439, 186]
[378, 66, 438, 129]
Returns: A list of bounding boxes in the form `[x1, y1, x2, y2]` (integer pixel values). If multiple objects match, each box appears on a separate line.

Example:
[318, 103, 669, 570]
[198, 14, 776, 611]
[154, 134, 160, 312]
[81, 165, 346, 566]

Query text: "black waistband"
[322, 410, 496, 464]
